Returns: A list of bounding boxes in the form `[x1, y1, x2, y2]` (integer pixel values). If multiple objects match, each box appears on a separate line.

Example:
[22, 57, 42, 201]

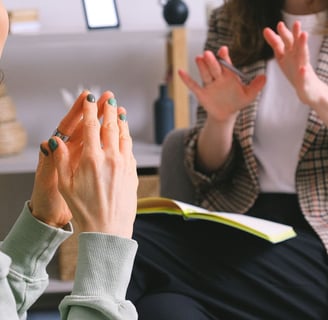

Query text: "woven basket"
[0, 82, 7, 97]
[0, 121, 27, 156]
[58, 174, 160, 281]
[0, 96, 17, 123]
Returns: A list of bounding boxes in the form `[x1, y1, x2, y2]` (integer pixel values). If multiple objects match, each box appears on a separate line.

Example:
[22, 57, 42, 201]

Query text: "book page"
[186, 211, 296, 243]
[174, 200, 209, 214]
[137, 197, 297, 243]
[137, 197, 208, 214]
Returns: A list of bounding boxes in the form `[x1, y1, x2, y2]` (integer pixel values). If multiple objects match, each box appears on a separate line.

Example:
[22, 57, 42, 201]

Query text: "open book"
[137, 197, 297, 244]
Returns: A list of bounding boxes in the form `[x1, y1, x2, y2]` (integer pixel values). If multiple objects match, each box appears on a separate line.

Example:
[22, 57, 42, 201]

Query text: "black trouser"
[127, 194, 328, 319]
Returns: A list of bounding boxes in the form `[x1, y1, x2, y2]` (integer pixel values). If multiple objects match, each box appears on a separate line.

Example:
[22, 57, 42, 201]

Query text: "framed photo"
[82, 0, 120, 30]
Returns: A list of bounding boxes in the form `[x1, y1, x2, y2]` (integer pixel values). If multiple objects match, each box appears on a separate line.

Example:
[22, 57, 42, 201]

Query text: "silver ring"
[52, 128, 70, 142]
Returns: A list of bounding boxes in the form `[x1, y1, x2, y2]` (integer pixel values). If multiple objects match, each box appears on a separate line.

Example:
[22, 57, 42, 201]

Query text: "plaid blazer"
[184, 7, 328, 252]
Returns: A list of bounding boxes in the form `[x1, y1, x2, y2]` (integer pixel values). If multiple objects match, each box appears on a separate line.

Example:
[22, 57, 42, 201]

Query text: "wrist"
[306, 83, 328, 124]
[28, 201, 68, 229]
[197, 113, 236, 172]
[207, 110, 238, 125]
[204, 112, 237, 136]
[78, 223, 133, 239]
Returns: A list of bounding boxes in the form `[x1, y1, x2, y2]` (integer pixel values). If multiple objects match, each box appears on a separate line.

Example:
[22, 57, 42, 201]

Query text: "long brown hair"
[223, 0, 328, 66]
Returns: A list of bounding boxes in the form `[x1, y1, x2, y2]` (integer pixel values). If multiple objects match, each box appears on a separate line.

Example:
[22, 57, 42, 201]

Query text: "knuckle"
[102, 121, 118, 132]
[82, 151, 103, 171]
[84, 119, 100, 129]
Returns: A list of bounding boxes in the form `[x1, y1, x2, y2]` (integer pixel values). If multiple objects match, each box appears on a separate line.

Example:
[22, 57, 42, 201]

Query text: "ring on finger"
[52, 128, 70, 142]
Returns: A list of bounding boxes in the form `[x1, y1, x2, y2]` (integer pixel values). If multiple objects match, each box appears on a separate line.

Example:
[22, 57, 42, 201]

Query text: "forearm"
[197, 114, 236, 173]
[308, 80, 328, 126]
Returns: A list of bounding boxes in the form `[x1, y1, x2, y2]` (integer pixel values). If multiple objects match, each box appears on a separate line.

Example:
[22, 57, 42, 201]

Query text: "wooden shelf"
[6, 29, 169, 47]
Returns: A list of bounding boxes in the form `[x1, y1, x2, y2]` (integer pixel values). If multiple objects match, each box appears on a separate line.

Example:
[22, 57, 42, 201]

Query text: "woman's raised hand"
[263, 21, 327, 109]
[178, 46, 266, 123]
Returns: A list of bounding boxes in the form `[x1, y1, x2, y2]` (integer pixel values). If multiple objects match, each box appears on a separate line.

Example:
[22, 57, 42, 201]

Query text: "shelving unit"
[0, 27, 201, 175]
[3, 28, 204, 136]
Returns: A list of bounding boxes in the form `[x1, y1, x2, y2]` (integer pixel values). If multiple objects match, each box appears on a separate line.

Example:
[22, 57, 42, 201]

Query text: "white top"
[253, 10, 326, 193]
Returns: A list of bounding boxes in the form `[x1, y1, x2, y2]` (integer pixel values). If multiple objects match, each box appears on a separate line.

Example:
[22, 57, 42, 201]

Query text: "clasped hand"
[29, 90, 138, 239]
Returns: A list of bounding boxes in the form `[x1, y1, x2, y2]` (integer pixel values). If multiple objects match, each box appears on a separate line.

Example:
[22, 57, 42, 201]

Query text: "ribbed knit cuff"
[0, 201, 73, 278]
[72, 233, 137, 300]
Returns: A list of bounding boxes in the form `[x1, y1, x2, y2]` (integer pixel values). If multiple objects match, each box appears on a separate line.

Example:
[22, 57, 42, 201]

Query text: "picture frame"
[82, 0, 120, 30]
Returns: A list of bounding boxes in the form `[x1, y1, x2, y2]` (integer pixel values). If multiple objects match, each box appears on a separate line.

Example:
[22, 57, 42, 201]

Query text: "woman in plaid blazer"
[127, 0, 328, 318]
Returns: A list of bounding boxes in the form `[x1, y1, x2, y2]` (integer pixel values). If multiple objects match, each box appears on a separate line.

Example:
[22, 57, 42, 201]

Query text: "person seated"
[0, 90, 139, 320]
[126, 0, 328, 319]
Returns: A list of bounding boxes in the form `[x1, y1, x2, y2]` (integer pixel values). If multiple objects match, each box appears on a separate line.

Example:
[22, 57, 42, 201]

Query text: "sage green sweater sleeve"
[1, 203, 138, 320]
[59, 233, 138, 320]
[0, 202, 73, 319]
[0, 251, 20, 320]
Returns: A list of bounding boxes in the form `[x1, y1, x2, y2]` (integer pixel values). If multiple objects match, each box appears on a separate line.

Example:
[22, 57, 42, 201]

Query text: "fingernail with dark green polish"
[108, 97, 117, 107]
[40, 144, 49, 156]
[119, 113, 127, 122]
[87, 93, 96, 103]
[48, 138, 58, 152]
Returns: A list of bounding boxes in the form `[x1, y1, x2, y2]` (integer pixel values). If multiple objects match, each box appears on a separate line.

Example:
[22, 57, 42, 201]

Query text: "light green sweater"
[0, 202, 138, 320]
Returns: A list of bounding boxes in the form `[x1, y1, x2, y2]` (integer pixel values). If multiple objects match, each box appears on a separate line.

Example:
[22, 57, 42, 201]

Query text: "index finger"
[277, 21, 294, 50]
[203, 50, 223, 80]
[263, 27, 284, 58]
[56, 90, 89, 137]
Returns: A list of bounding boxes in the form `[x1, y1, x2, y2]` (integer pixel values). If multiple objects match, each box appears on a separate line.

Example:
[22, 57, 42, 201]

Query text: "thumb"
[37, 141, 56, 175]
[48, 137, 71, 189]
[36, 141, 56, 183]
[245, 74, 266, 102]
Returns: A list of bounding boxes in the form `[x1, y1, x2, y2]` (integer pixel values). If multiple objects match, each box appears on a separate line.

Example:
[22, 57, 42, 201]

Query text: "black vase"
[162, 0, 189, 26]
[154, 84, 174, 144]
